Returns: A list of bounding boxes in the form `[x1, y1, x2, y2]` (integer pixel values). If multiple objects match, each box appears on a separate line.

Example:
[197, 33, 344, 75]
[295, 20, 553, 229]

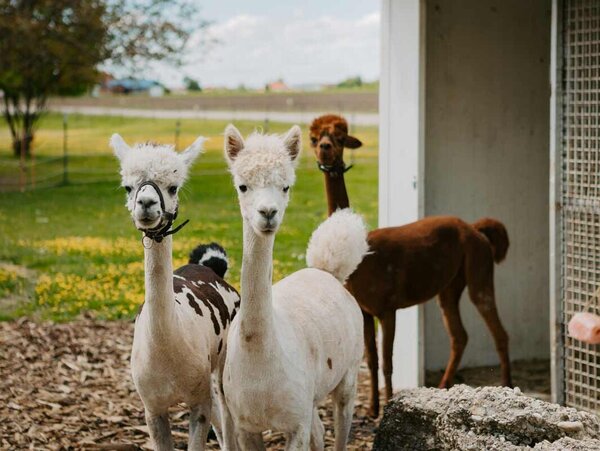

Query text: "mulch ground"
[0, 318, 379, 450]
[0, 318, 551, 450]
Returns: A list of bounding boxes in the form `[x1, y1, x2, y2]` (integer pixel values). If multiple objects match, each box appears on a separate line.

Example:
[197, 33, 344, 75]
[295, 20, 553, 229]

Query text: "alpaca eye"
[168, 186, 178, 195]
[124, 186, 132, 194]
[239, 185, 248, 193]
[310, 137, 318, 146]
[283, 186, 290, 193]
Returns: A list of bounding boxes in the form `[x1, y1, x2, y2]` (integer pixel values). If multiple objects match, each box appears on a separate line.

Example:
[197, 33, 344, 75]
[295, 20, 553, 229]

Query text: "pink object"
[568, 312, 600, 344]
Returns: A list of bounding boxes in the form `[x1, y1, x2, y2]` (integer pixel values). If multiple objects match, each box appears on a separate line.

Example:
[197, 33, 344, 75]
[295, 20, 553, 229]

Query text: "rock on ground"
[534, 437, 600, 450]
[374, 385, 600, 451]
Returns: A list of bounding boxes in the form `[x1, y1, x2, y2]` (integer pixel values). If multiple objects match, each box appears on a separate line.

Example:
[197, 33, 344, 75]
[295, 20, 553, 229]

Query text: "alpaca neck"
[324, 172, 350, 216]
[143, 236, 176, 340]
[239, 220, 276, 346]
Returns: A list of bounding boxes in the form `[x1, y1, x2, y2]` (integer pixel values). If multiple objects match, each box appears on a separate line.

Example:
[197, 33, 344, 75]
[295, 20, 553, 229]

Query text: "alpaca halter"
[317, 161, 354, 177]
[134, 180, 189, 246]
[316, 145, 356, 177]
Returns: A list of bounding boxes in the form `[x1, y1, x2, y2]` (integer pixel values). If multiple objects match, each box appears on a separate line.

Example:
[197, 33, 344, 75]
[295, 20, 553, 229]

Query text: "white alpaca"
[111, 135, 240, 451]
[222, 125, 368, 450]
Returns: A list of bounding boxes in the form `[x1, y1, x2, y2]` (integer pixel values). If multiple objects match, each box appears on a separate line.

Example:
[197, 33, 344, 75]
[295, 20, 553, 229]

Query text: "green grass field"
[0, 114, 378, 321]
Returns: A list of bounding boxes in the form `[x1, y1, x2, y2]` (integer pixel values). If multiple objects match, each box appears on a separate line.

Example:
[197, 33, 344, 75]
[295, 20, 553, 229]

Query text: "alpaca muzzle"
[134, 180, 189, 244]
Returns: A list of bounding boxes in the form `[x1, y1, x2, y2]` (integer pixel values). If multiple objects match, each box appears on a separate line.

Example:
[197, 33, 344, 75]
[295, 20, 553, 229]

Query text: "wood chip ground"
[0, 318, 551, 450]
[0, 318, 379, 450]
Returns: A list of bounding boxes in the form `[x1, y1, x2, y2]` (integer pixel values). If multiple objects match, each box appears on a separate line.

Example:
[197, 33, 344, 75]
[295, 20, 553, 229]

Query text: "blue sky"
[149, 0, 380, 88]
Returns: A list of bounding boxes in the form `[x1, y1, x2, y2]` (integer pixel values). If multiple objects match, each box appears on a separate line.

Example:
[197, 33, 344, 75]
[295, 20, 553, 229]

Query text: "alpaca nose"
[259, 208, 278, 220]
[138, 198, 158, 210]
[320, 142, 332, 151]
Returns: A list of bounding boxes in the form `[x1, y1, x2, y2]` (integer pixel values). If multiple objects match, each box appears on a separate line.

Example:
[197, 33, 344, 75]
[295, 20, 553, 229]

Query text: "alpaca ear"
[180, 136, 205, 166]
[110, 134, 130, 161]
[224, 124, 244, 164]
[344, 135, 362, 149]
[283, 125, 302, 162]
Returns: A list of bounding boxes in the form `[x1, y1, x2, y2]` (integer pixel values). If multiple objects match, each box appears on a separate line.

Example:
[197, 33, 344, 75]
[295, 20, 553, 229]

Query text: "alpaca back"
[272, 268, 363, 400]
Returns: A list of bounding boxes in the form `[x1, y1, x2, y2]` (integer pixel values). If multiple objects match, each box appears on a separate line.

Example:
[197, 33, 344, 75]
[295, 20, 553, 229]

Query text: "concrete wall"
[423, 0, 551, 369]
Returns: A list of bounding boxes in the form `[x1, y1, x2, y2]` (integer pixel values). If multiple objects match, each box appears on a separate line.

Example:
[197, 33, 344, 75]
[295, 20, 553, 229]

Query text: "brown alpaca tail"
[472, 218, 509, 263]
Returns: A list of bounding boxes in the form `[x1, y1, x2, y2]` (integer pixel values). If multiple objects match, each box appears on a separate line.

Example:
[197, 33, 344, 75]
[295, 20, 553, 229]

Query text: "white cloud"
[151, 11, 380, 89]
[358, 12, 380, 27]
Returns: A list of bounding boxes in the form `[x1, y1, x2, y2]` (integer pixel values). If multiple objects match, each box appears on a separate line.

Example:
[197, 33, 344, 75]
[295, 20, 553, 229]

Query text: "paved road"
[49, 105, 379, 126]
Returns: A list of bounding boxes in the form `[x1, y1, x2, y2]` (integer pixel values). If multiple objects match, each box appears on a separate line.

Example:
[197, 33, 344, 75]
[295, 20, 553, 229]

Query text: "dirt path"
[48, 92, 378, 114]
[48, 105, 379, 126]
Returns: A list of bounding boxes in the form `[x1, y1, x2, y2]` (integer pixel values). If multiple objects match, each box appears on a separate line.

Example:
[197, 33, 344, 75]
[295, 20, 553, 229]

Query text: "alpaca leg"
[188, 402, 211, 451]
[469, 286, 512, 387]
[215, 365, 238, 451]
[309, 407, 325, 451]
[380, 311, 396, 400]
[237, 431, 265, 451]
[465, 243, 512, 387]
[437, 275, 468, 389]
[210, 378, 224, 446]
[286, 423, 311, 451]
[145, 409, 173, 451]
[363, 310, 380, 418]
[332, 369, 358, 451]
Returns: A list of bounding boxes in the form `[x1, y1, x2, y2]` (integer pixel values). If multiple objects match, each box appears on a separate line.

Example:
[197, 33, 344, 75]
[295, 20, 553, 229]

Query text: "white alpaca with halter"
[222, 124, 368, 451]
[111, 134, 239, 451]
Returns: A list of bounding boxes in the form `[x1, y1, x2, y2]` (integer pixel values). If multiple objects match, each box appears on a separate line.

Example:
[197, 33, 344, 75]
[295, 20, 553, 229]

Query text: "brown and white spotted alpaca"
[111, 135, 240, 451]
[310, 114, 512, 418]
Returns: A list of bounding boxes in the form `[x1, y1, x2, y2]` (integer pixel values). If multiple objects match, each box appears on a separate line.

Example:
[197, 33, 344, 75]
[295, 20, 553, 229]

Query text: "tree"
[0, 0, 203, 157]
[336, 76, 363, 89]
[184, 77, 202, 92]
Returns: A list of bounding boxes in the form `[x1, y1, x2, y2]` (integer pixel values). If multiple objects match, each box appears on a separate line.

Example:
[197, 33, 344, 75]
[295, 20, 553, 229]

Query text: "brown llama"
[309, 114, 512, 418]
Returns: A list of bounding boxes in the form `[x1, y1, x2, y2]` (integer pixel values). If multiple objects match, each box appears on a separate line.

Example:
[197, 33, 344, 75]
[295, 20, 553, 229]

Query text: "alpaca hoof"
[367, 405, 380, 419]
[438, 380, 451, 389]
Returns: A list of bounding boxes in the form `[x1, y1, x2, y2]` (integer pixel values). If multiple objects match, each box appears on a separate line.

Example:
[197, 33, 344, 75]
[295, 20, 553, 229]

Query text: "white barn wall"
[423, 0, 551, 370]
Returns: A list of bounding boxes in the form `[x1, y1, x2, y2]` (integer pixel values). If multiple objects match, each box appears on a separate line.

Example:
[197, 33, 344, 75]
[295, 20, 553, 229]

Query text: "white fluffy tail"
[306, 209, 369, 283]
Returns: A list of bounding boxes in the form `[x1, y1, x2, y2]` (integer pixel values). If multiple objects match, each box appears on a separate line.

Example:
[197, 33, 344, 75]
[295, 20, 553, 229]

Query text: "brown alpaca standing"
[309, 114, 512, 418]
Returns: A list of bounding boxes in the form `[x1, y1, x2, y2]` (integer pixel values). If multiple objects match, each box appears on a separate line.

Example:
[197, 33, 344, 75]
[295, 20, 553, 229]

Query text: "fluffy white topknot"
[110, 134, 205, 188]
[230, 133, 297, 188]
[224, 125, 301, 189]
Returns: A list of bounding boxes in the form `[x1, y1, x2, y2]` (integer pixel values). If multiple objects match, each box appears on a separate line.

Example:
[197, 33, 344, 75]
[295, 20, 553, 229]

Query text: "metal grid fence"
[561, 0, 600, 413]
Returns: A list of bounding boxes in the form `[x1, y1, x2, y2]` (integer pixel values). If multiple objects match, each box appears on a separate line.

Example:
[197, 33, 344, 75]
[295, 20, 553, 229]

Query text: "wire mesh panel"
[561, 0, 600, 413]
